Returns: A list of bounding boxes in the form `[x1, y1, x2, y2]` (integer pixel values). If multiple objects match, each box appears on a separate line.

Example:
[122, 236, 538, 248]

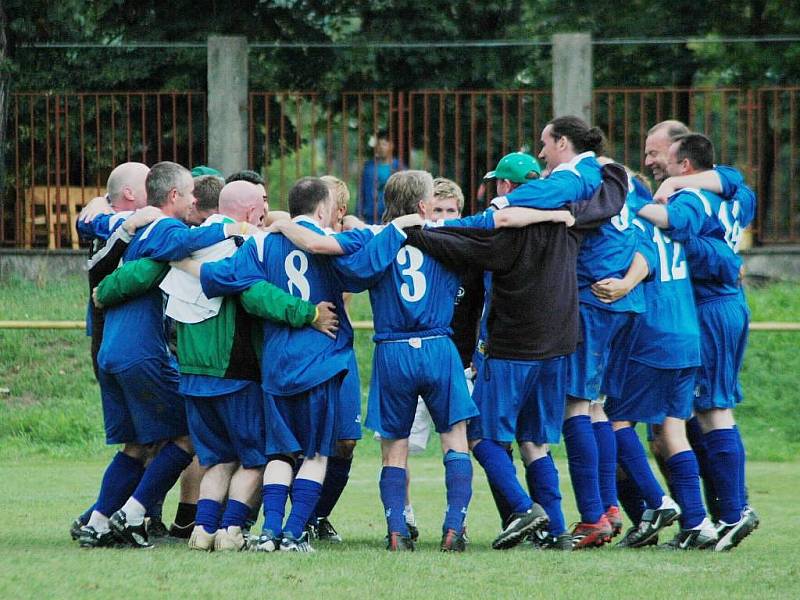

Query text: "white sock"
[87, 510, 110, 533]
[120, 497, 146, 525]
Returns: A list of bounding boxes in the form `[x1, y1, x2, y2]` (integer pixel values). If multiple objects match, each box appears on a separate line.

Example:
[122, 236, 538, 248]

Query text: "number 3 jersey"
[335, 226, 461, 341]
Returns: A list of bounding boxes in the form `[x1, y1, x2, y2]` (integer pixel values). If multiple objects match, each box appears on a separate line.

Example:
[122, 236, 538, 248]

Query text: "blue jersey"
[716, 165, 756, 230]
[98, 217, 226, 373]
[577, 174, 644, 313]
[630, 218, 700, 369]
[666, 188, 744, 301]
[337, 225, 462, 341]
[503, 151, 602, 209]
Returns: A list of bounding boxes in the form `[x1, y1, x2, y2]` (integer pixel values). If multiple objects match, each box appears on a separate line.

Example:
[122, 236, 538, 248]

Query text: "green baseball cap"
[191, 165, 224, 178]
[483, 152, 542, 183]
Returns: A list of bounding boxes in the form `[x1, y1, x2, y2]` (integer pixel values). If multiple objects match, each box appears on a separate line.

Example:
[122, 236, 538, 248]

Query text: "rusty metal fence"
[1, 91, 206, 249]
[3, 87, 799, 247]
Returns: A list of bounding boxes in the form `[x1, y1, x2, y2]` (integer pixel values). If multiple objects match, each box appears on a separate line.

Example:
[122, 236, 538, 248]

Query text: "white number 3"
[285, 250, 311, 300]
[397, 246, 427, 303]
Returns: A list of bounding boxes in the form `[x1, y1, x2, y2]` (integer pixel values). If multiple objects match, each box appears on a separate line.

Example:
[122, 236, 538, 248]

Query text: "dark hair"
[193, 175, 224, 212]
[146, 161, 190, 207]
[288, 177, 331, 218]
[225, 169, 265, 185]
[548, 116, 606, 155]
[673, 133, 715, 170]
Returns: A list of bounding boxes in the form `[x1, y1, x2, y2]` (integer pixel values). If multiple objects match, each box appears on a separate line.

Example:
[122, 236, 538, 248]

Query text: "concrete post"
[552, 33, 592, 123]
[207, 35, 248, 175]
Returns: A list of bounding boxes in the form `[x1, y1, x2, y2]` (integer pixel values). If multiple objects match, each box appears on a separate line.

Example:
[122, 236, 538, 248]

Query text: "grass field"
[0, 275, 798, 598]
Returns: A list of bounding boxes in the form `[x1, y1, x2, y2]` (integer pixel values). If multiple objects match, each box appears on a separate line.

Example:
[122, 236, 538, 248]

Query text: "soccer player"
[194, 177, 421, 552]
[495, 118, 639, 548]
[636, 133, 758, 550]
[358, 129, 405, 224]
[77, 162, 253, 549]
[406, 161, 629, 551]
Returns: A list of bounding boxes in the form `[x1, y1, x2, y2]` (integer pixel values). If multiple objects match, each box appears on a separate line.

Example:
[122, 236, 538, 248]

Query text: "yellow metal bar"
[1, 320, 800, 332]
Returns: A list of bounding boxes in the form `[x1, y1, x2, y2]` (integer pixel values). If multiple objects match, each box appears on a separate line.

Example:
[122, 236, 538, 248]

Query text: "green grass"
[0, 456, 798, 599]
[1, 276, 799, 460]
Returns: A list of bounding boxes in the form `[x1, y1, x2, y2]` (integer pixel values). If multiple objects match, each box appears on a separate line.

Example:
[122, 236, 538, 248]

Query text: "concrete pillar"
[207, 35, 248, 175]
[552, 33, 592, 123]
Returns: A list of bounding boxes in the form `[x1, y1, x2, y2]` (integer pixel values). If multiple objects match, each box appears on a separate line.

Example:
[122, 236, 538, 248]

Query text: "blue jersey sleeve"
[666, 192, 708, 241]
[504, 170, 578, 209]
[442, 210, 495, 229]
[138, 219, 226, 261]
[76, 212, 129, 241]
[200, 235, 266, 298]
[715, 165, 756, 228]
[332, 227, 375, 254]
[632, 218, 658, 277]
[334, 224, 408, 290]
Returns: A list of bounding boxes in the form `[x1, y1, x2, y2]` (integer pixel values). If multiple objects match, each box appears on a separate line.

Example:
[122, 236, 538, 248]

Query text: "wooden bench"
[23, 185, 104, 249]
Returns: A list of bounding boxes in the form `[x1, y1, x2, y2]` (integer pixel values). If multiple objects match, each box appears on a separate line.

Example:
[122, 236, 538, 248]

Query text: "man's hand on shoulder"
[312, 301, 339, 339]
[79, 195, 113, 223]
[123, 206, 163, 234]
[392, 213, 424, 230]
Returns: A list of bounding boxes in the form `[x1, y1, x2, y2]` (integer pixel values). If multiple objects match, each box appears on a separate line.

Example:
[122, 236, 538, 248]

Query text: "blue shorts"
[605, 361, 696, 424]
[366, 336, 478, 440]
[265, 375, 340, 458]
[694, 296, 749, 411]
[186, 382, 267, 468]
[336, 352, 363, 441]
[98, 357, 188, 445]
[568, 304, 640, 401]
[468, 356, 566, 445]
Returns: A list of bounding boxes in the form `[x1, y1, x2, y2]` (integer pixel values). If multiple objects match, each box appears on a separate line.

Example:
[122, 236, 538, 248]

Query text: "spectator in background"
[358, 129, 404, 224]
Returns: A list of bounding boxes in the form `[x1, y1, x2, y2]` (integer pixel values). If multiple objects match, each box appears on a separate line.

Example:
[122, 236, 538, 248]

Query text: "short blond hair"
[321, 175, 350, 210]
[432, 177, 464, 212]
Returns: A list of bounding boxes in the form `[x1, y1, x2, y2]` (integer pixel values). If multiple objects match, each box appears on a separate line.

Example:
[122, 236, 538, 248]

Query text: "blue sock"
[147, 498, 164, 520]
[443, 451, 472, 534]
[593, 421, 618, 511]
[615, 426, 665, 509]
[704, 428, 742, 524]
[221, 499, 253, 529]
[733, 425, 749, 507]
[312, 456, 352, 521]
[262, 484, 289, 536]
[196, 498, 223, 534]
[617, 468, 647, 524]
[284, 478, 323, 538]
[79, 504, 95, 525]
[131, 443, 193, 512]
[525, 454, 566, 536]
[379, 466, 409, 536]
[666, 451, 705, 529]
[489, 446, 515, 527]
[562, 415, 604, 523]
[95, 452, 146, 517]
[687, 417, 719, 521]
[472, 440, 532, 515]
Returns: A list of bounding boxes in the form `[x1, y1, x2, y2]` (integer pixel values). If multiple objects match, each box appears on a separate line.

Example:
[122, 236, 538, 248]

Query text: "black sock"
[173, 502, 197, 527]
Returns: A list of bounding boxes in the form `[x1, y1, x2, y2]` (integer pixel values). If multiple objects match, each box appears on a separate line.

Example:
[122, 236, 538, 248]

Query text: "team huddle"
[69, 114, 757, 554]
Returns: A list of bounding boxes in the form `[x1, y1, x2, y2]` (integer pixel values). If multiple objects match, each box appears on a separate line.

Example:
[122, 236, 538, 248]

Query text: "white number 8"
[285, 250, 311, 300]
[397, 246, 427, 303]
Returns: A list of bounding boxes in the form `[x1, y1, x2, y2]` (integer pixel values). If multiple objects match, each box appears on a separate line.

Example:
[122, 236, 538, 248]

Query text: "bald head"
[218, 180, 266, 226]
[645, 120, 690, 183]
[107, 162, 149, 210]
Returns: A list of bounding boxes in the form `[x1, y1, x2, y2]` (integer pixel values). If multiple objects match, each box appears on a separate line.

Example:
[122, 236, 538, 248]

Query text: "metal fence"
[3, 86, 799, 247]
[2, 91, 206, 249]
